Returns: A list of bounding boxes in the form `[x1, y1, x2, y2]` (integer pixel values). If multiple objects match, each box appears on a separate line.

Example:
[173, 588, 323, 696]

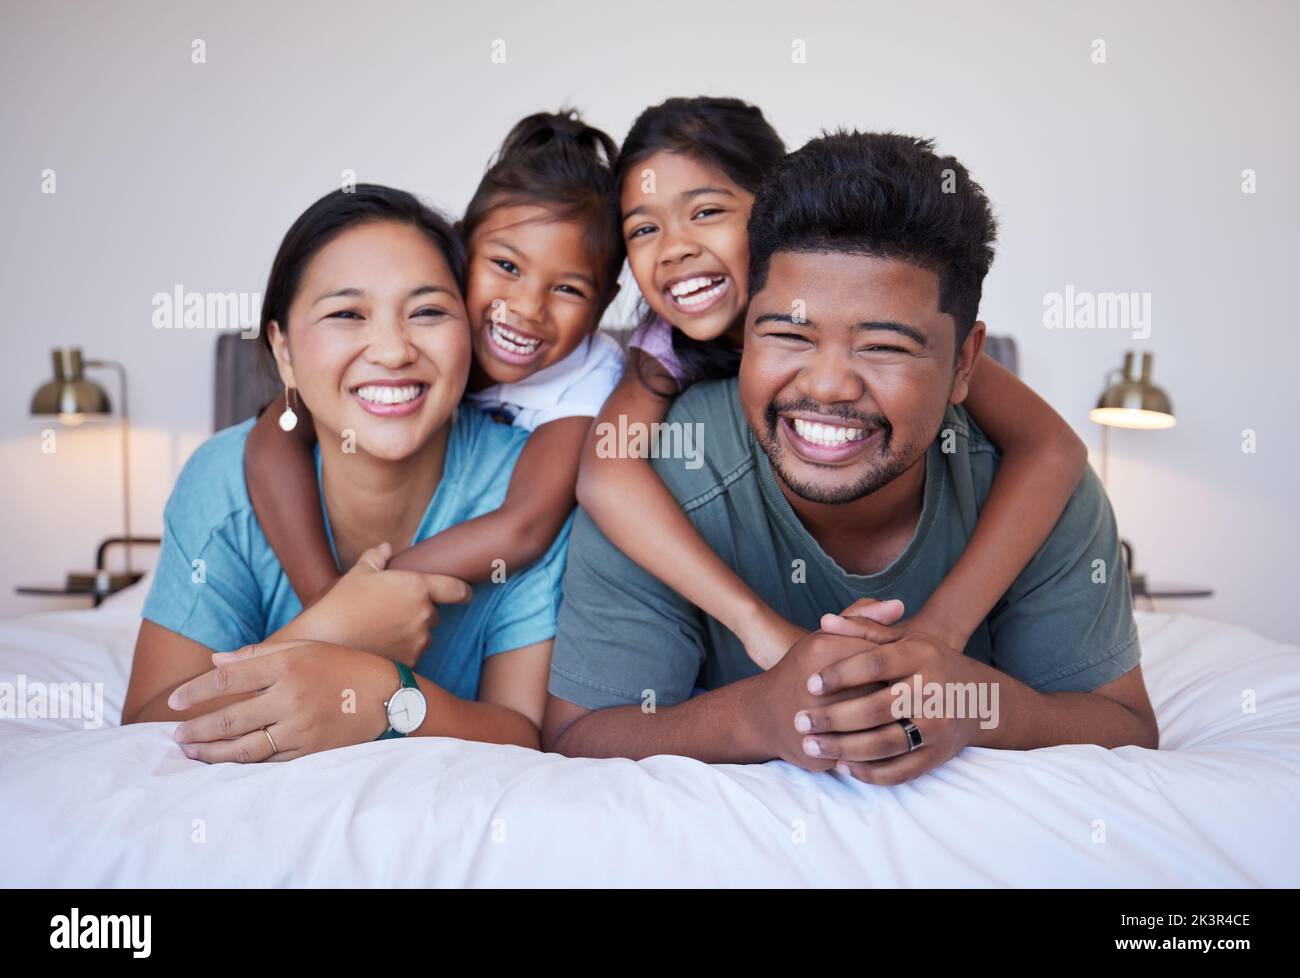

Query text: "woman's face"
[621, 150, 754, 342]
[268, 221, 471, 462]
[466, 203, 602, 385]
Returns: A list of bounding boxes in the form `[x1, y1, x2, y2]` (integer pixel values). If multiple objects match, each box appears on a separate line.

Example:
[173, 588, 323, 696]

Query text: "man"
[543, 131, 1157, 784]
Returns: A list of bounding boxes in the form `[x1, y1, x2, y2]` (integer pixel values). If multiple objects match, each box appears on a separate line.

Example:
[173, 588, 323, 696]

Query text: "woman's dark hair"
[258, 184, 468, 369]
[747, 131, 997, 352]
[615, 96, 786, 386]
[457, 108, 623, 310]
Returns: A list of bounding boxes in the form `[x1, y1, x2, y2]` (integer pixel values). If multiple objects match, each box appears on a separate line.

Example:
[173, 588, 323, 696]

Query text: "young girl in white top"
[243, 109, 624, 602]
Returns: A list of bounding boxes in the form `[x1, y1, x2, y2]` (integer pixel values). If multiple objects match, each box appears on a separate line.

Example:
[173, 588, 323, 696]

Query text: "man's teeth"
[668, 276, 727, 306]
[355, 384, 424, 404]
[490, 322, 542, 354]
[792, 418, 868, 446]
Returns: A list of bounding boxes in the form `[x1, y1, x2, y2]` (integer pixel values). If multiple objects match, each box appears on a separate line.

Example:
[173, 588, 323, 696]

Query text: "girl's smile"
[662, 271, 732, 317]
[467, 204, 600, 385]
[621, 150, 754, 343]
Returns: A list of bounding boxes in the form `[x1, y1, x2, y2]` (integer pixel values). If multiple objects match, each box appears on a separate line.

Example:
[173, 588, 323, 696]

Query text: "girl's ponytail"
[496, 109, 618, 169]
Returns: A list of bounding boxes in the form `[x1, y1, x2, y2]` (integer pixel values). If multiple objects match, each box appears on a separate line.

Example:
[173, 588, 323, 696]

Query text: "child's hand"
[826, 597, 906, 630]
[289, 544, 472, 667]
[824, 598, 972, 653]
[739, 611, 809, 671]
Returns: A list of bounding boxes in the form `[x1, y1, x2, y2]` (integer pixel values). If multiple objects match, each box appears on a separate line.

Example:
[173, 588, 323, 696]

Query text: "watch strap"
[377, 661, 420, 740]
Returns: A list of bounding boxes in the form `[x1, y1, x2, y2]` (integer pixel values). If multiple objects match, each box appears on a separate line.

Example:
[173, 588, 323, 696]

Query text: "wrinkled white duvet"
[1, 584, 1298, 887]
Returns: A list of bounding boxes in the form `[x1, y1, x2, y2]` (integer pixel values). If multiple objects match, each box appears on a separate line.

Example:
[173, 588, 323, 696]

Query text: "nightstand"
[1121, 539, 1213, 608]
[1131, 581, 1214, 612]
[15, 535, 160, 608]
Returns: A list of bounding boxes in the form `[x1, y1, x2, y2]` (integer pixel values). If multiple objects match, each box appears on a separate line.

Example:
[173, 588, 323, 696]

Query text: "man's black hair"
[747, 131, 997, 347]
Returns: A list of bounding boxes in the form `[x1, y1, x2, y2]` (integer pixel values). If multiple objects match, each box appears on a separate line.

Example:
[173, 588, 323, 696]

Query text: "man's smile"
[767, 400, 892, 467]
[778, 414, 883, 464]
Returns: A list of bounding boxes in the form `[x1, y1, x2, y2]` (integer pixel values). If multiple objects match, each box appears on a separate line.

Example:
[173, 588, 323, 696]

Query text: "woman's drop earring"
[279, 386, 299, 432]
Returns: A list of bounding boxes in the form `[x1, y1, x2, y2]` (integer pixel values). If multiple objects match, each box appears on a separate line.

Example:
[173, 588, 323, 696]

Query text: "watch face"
[387, 686, 427, 735]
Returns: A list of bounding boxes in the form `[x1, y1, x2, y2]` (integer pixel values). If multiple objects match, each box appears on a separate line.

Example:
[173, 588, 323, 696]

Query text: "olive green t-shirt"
[549, 377, 1140, 710]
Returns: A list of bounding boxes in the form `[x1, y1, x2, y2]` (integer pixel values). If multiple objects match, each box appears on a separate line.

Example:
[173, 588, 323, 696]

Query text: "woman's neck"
[318, 422, 452, 571]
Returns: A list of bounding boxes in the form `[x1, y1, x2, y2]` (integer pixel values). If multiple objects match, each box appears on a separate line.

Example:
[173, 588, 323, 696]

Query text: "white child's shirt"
[464, 331, 624, 431]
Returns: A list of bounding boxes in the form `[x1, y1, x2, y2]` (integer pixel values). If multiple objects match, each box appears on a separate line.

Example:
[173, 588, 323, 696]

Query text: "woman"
[122, 185, 568, 762]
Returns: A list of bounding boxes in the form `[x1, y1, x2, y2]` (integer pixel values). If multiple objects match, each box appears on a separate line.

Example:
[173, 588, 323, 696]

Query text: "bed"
[1, 569, 1298, 887]
[4, 335, 1298, 887]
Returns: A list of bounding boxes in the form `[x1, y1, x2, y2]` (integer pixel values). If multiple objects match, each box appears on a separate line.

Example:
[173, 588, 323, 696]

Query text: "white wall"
[3, 0, 1297, 641]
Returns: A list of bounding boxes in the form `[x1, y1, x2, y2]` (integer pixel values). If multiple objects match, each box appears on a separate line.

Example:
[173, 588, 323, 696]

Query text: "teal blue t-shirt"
[141, 408, 570, 702]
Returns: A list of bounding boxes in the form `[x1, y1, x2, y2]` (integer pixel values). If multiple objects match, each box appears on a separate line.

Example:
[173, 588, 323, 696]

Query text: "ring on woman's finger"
[262, 725, 278, 754]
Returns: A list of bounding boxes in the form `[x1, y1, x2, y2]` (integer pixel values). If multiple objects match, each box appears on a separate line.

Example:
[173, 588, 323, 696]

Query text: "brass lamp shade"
[29, 348, 112, 424]
[1089, 351, 1175, 430]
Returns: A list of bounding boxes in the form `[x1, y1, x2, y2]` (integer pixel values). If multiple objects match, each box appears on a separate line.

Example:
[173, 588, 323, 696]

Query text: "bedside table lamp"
[1089, 350, 1176, 596]
[1089, 350, 1175, 486]
[29, 347, 139, 589]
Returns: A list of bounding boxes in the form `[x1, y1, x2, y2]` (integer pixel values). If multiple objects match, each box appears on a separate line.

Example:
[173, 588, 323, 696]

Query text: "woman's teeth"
[489, 322, 542, 355]
[354, 384, 425, 405]
[667, 275, 727, 307]
[792, 418, 868, 446]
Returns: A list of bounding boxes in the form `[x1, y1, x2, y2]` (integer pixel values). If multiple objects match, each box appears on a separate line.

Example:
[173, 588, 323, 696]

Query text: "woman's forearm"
[411, 675, 540, 749]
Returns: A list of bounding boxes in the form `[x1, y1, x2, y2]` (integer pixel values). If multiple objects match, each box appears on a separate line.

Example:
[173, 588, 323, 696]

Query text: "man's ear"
[949, 320, 986, 405]
[266, 320, 297, 390]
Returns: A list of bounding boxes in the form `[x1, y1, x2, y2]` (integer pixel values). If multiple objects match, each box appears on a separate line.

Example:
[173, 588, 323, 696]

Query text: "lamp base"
[65, 570, 144, 593]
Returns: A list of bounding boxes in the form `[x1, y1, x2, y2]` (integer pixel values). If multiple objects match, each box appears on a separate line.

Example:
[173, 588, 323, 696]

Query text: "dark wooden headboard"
[214, 334, 281, 432]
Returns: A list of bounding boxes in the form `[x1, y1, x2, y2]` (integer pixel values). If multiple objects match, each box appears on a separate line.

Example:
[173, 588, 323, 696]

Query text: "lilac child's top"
[627, 315, 696, 388]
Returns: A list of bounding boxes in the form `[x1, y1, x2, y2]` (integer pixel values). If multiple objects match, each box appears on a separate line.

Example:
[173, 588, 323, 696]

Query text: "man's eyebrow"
[852, 321, 928, 346]
[313, 285, 455, 305]
[753, 312, 811, 327]
[753, 313, 928, 346]
[622, 185, 737, 222]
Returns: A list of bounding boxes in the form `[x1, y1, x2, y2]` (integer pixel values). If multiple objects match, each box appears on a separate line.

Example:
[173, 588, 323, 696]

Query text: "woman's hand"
[284, 543, 471, 666]
[169, 640, 398, 762]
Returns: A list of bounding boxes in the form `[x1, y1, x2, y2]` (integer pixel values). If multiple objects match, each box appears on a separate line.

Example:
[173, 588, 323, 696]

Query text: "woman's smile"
[349, 378, 430, 418]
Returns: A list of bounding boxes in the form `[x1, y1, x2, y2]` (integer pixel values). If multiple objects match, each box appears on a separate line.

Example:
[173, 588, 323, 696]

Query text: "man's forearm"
[974, 676, 1158, 750]
[551, 675, 774, 762]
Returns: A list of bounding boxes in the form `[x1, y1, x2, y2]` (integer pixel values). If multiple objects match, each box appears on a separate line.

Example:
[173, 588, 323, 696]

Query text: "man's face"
[739, 250, 983, 505]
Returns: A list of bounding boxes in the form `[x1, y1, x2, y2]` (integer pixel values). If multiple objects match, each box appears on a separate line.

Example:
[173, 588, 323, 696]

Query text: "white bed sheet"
[1, 580, 1298, 887]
